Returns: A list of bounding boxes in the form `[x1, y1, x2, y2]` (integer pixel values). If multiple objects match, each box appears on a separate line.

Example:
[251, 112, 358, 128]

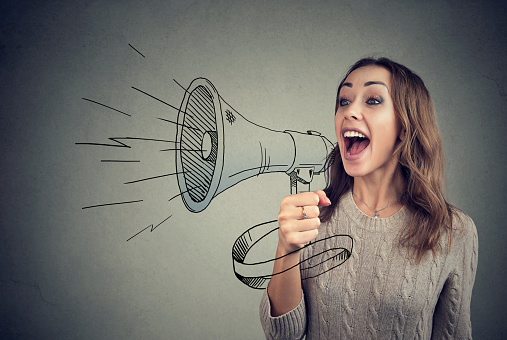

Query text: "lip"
[341, 127, 370, 161]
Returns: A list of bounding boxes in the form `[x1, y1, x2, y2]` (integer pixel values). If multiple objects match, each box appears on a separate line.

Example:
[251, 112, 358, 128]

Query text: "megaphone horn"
[175, 78, 334, 213]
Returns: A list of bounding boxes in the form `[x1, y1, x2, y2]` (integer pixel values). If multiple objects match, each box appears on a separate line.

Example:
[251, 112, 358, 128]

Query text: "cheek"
[372, 117, 400, 152]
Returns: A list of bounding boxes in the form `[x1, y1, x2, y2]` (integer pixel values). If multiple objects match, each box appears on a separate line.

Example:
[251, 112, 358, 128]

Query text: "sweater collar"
[340, 190, 410, 232]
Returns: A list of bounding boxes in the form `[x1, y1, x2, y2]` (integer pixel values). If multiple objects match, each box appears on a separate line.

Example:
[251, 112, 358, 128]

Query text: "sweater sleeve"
[431, 215, 479, 339]
[259, 288, 307, 340]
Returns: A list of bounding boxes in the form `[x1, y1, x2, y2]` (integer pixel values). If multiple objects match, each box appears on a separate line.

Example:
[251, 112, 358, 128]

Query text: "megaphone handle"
[290, 175, 297, 194]
[289, 169, 311, 194]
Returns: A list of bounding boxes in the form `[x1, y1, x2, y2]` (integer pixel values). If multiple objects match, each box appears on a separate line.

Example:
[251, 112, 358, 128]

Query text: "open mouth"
[343, 130, 370, 156]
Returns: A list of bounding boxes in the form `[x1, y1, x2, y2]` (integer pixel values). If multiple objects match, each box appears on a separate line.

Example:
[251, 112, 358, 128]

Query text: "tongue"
[349, 139, 370, 155]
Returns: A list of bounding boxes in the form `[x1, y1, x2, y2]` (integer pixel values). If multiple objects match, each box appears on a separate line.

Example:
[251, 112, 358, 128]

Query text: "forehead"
[342, 65, 392, 88]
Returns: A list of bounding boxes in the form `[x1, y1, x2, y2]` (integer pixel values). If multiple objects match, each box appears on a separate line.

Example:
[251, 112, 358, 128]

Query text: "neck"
[352, 166, 405, 218]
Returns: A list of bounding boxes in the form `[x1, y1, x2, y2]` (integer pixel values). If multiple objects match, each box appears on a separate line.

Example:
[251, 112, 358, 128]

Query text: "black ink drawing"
[77, 43, 353, 289]
[128, 43, 145, 58]
[174, 77, 352, 288]
[82, 199, 144, 210]
[174, 77, 334, 212]
[232, 220, 353, 289]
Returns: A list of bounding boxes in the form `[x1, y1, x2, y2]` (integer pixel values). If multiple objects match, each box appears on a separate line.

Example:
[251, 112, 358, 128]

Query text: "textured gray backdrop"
[1, 0, 506, 339]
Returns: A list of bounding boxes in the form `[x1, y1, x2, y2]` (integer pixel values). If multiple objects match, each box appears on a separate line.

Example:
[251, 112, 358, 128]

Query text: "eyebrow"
[365, 81, 388, 88]
[342, 81, 388, 89]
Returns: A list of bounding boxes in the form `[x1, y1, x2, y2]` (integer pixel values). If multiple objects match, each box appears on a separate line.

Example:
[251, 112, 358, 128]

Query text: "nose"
[343, 101, 363, 121]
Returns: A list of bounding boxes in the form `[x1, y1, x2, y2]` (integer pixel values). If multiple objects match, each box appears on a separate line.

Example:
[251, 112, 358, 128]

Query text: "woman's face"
[335, 65, 403, 178]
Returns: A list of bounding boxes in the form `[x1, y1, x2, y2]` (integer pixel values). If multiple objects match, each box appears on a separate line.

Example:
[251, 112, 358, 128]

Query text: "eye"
[366, 96, 383, 105]
[339, 98, 351, 106]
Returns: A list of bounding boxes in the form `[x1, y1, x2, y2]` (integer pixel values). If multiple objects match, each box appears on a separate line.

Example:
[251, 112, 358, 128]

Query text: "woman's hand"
[267, 190, 332, 317]
[277, 190, 331, 255]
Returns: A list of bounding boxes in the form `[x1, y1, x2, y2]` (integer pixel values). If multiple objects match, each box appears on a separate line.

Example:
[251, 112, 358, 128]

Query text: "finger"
[297, 228, 319, 247]
[279, 204, 319, 222]
[297, 217, 321, 231]
[283, 227, 319, 247]
[279, 224, 318, 244]
[315, 190, 331, 206]
[300, 205, 320, 220]
[280, 192, 320, 209]
[279, 217, 320, 235]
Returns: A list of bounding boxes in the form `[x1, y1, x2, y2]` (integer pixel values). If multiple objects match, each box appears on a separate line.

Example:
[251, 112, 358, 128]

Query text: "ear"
[399, 130, 406, 140]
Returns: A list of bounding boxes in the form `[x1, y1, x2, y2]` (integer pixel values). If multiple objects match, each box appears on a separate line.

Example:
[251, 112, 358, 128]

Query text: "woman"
[260, 57, 478, 339]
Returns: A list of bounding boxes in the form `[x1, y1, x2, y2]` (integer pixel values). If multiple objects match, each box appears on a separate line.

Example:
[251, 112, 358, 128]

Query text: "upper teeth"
[344, 131, 366, 138]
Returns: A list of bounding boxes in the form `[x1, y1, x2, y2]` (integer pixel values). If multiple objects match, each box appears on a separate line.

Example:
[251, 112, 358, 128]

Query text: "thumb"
[315, 190, 331, 206]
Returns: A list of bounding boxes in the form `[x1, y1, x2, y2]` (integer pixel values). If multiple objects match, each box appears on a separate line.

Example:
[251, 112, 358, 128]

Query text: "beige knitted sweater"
[260, 191, 478, 339]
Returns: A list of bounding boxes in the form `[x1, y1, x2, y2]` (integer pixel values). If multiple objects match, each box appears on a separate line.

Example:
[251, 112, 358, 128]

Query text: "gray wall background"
[1, 0, 506, 338]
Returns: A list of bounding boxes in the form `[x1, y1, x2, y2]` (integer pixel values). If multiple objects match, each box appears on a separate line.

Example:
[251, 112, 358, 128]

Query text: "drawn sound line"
[173, 79, 187, 92]
[168, 185, 203, 203]
[101, 160, 140, 163]
[126, 214, 172, 242]
[159, 148, 206, 152]
[75, 137, 178, 148]
[131, 86, 183, 113]
[78, 88, 189, 238]
[82, 98, 131, 117]
[128, 43, 145, 58]
[157, 117, 199, 131]
[124, 171, 188, 185]
[82, 199, 144, 210]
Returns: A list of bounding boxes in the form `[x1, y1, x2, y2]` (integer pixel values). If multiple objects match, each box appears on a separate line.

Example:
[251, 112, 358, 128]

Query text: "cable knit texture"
[260, 191, 478, 339]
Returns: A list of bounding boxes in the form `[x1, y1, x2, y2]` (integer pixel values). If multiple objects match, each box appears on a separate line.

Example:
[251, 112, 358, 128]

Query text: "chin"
[342, 161, 368, 178]
[344, 168, 367, 178]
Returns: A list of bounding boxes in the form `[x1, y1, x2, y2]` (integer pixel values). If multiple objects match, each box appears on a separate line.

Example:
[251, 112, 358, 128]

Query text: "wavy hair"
[321, 57, 459, 263]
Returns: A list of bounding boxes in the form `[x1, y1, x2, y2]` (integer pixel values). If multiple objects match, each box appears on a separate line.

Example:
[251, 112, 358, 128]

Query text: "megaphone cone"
[175, 78, 334, 212]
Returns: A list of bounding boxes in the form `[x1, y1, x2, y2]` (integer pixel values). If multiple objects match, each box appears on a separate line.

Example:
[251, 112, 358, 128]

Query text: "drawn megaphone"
[175, 78, 334, 213]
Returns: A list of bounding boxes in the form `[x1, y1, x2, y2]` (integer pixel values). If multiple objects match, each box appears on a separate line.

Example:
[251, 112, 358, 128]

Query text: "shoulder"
[451, 208, 477, 242]
[444, 207, 478, 258]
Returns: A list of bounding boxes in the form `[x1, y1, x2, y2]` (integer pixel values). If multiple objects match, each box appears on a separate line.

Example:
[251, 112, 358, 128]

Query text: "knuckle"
[277, 211, 286, 221]
[280, 196, 289, 206]
[312, 193, 320, 205]
[278, 222, 289, 234]
[279, 222, 296, 237]
[277, 209, 291, 222]
[280, 194, 296, 208]
[311, 206, 320, 216]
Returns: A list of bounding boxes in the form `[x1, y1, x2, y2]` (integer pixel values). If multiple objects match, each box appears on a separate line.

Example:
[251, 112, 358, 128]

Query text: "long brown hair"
[321, 57, 459, 263]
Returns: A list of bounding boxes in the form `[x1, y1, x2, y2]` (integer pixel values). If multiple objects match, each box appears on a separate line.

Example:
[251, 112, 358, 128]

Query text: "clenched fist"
[277, 190, 331, 254]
